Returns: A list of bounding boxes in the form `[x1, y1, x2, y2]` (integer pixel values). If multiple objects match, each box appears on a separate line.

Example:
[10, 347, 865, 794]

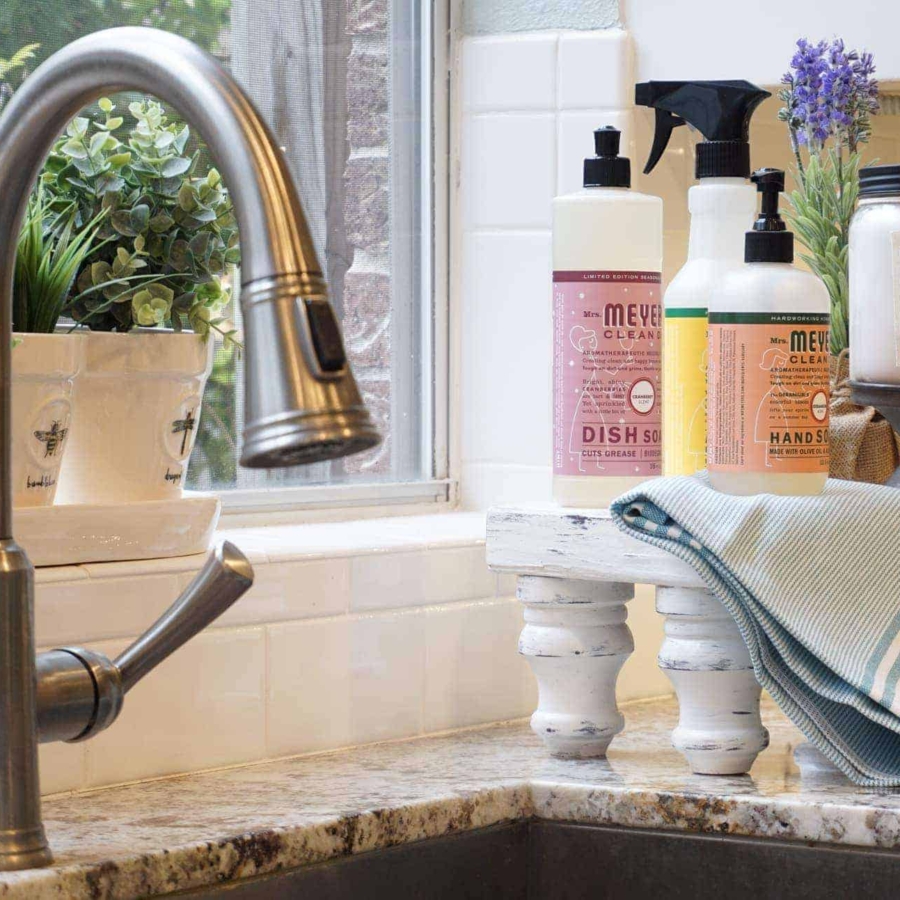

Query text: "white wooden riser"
[487, 504, 768, 776]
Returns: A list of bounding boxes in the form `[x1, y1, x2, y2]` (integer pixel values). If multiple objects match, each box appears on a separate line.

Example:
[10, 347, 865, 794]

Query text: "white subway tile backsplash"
[461, 34, 557, 112]
[462, 113, 556, 228]
[214, 558, 350, 627]
[348, 610, 425, 743]
[82, 627, 266, 788]
[460, 461, 552, 511]
[461, 231, 552, 466]
[29, 514, 535, 794]
[34, 565, 88, 585]
[424, 598, 531, 732]
[496, 572, 518, 598]
[350, 545, 493, 612]
[266, 610, 426, 757]
[266, 617, 352, 756]
[39, 740, 86, 796]
[557, 30, 633, 110]
[36, 573, 184, 647]
[618, 585, 670, 702]
[557, 110, 635, 196]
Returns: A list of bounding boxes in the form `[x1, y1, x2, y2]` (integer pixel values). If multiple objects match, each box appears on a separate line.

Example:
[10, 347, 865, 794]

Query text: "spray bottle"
[635, 80, 770, 476]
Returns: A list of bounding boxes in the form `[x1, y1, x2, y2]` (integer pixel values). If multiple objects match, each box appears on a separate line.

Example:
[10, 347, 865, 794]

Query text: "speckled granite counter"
[3, 696, 900, 899]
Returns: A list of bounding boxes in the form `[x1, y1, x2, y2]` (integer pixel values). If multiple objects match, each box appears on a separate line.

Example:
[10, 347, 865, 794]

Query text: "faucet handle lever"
[114, 542, 254, 693]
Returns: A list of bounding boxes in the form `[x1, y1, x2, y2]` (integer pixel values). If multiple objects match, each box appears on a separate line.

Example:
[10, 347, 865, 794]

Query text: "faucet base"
[0, 826, 53, 871]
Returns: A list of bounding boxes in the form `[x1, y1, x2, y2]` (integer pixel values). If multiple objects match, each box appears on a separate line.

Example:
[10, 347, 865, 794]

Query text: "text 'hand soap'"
[552, 127, 663, 508]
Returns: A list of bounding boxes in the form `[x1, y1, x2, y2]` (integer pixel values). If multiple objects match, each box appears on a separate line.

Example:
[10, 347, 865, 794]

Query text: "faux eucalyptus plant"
[779, 38, 879, 353]
[41, 97, 240, 344]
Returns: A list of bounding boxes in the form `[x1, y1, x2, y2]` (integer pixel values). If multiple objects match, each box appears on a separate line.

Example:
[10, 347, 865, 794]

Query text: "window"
[1, 0, 446, 511]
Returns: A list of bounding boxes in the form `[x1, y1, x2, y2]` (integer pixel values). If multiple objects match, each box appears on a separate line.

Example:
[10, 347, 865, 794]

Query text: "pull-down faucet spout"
[0, 27, 379, 869]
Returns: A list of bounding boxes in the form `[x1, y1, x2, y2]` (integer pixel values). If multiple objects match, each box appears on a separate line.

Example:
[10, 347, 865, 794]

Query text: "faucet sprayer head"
[239, 273, 382, 468]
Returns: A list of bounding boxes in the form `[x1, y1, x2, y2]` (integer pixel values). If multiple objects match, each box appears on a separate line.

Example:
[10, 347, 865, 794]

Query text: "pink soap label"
[553, 271, 663, 478]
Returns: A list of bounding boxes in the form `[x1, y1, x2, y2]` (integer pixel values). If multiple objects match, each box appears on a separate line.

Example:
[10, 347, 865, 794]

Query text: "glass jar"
[849, 164, 900, 383]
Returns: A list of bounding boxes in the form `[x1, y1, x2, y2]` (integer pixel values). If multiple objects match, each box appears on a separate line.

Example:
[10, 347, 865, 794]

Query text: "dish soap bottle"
[552, 126, 663, 508]
[707, 169, 830, 495]
[635, 80, 770, 477]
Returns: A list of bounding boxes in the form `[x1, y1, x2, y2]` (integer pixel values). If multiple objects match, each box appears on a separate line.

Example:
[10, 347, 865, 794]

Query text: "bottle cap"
[583, 126, 631, 188]
[744, 168, 794, 264]
[859, 164, 900, 197]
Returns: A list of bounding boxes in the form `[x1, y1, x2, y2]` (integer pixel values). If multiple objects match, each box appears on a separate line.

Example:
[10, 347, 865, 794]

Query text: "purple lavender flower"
[779, 37, 879, 152]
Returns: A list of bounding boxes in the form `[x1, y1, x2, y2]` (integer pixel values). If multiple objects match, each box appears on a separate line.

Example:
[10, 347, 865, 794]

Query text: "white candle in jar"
[850, 165, 900, 384]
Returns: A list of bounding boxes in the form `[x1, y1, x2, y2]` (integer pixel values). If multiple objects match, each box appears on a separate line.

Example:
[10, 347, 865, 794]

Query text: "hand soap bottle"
[552, 127, 663, 508]
[635, 81, 770, 477]
[707, 169, 830, 496]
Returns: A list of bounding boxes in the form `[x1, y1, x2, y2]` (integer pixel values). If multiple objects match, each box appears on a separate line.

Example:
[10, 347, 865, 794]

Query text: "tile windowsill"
[35, 510, 490, 583]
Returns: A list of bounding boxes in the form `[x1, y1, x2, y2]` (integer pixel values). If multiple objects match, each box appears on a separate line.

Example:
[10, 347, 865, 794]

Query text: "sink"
[172, 820, 900, 899]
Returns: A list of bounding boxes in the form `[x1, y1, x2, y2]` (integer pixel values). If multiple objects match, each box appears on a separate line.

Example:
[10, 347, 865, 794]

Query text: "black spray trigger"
[644, 108, 685, 175]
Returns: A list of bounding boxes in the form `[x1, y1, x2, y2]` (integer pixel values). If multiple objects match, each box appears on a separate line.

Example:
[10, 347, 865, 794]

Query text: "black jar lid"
[859, 164, 900, 197]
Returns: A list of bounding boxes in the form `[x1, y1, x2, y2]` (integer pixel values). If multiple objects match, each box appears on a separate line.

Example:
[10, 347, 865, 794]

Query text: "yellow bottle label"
[663, 308, 708, 476]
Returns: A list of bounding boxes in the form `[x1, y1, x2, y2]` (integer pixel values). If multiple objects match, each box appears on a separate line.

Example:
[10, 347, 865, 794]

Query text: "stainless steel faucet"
[0, 27, 380, 870]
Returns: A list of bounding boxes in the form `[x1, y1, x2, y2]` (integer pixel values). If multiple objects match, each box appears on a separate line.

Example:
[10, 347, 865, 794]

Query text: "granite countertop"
[4, 696, 900, 899]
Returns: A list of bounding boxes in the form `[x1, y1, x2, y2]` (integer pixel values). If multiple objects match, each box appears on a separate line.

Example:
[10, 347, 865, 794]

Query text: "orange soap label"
[707, 312, 830, 474]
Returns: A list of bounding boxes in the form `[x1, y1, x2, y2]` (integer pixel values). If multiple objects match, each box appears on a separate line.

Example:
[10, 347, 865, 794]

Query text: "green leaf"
[89, 131, 111, 156]
[149, 212, 175, 233]
[90, 261, 112, 285]
[129, 204, 150, 234]
[107, 150, 131, 169]
[160, 156, 192, 178]
[169, 239, 190, 272]
[174, 125, 190, 155]
[177, 183, 196, 212]
[98, 98, 113, 113]
[60, 139, 87, 160]
[66, 117, 89, 139]
[111, 209, 138, 237]
[189, 232, 211, 259]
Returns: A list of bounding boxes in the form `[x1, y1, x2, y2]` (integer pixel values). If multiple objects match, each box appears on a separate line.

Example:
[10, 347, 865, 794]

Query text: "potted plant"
[38, 98, 240, 504]
[778, 38, 896, 483]
[9, 190, 102, 507]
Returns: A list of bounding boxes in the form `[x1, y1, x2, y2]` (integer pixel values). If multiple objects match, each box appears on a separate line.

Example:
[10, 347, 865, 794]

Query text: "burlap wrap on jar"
[830, 350, 900, 483]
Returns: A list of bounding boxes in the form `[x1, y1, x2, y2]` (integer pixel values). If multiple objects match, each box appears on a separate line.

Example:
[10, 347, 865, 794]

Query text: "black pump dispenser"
[583, 126, 631, 188]
[634, 80, 771, 178]
[744, 168, 794, 263]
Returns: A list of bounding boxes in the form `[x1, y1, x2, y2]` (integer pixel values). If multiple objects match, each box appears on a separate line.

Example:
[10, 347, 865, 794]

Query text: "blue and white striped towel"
[610, 474, 900, 786]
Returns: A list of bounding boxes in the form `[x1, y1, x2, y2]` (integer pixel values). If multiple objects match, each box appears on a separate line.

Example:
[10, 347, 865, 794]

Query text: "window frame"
[217, 0, 452, 519]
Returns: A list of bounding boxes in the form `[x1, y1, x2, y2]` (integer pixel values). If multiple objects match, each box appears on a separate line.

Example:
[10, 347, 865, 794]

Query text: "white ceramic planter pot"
[57, 331, 214, 504]
[11, 333, 83, 508]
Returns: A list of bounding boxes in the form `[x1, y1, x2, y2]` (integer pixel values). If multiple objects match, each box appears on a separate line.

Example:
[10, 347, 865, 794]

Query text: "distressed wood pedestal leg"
[518, 576, 634, 759]
[657, 586, 769, 775]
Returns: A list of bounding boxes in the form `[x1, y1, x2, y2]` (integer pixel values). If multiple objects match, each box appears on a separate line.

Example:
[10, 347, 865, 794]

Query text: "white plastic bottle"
[634, 79, 771, 477]
[708, 169, 830, 496]
[552, 127, 663, 508]
[663, 180, 756, 476]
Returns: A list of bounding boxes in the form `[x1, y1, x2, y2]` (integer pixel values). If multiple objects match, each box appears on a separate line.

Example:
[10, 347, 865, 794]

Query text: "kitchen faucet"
[0, 27, 380, 869]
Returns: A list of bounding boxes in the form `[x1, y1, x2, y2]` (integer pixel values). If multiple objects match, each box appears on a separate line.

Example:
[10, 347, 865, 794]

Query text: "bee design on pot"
[33, 421, 68, 459]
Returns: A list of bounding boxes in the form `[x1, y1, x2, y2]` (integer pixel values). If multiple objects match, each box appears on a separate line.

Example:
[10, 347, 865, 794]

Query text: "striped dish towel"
[610, 474, 900, 786]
